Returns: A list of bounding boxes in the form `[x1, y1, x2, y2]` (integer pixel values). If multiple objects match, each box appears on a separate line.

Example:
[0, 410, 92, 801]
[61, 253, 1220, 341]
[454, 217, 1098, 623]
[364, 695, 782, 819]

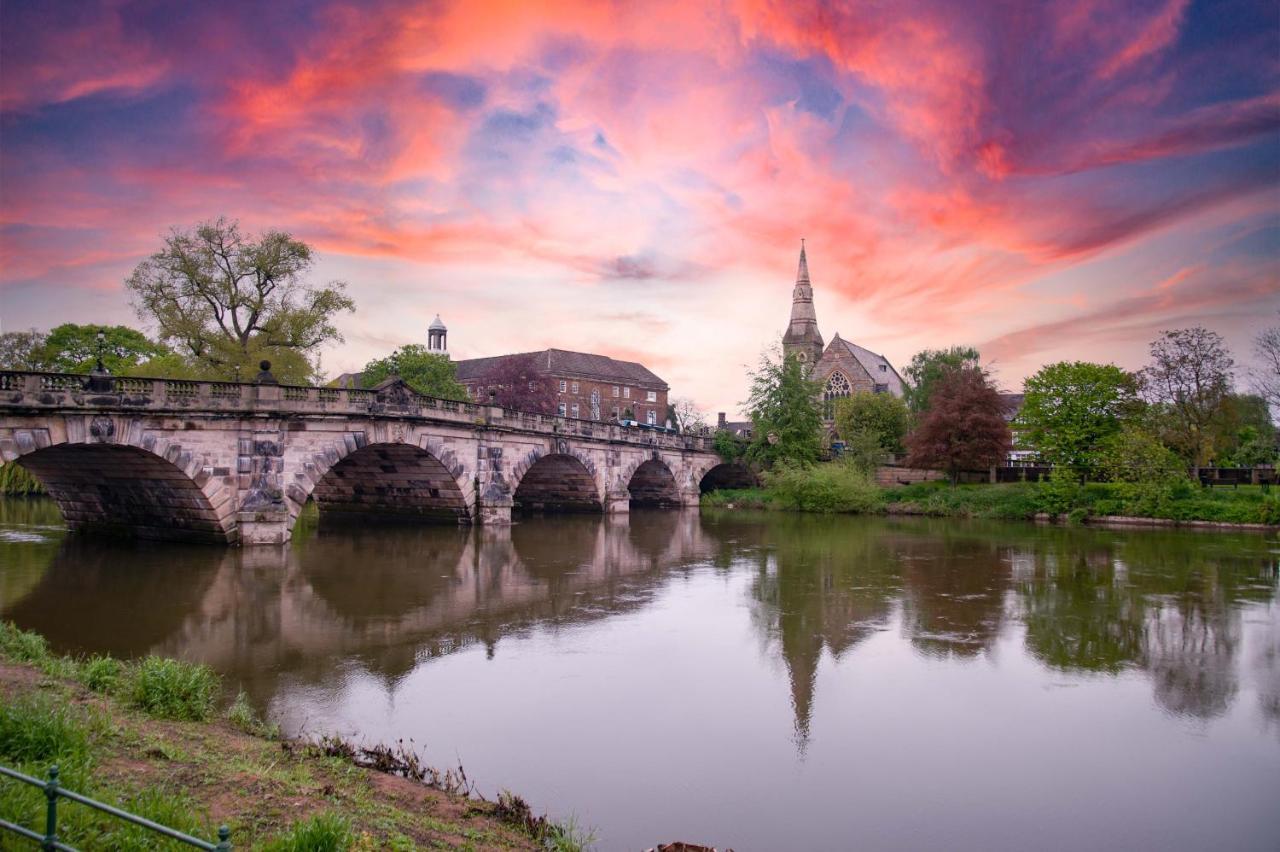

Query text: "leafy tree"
[904, 366, 1011, 483]
[1016, 361, 1141, 481]
[1213, 394, 1277, 466]
[1251, 316, 1279, 413]
[468, 353, 556, 413]
[125, 217, 354, 384]
[903, 345, 981, 415]
[40, 323, 171, 373]
[834, 391, 909, 453]
[839, 428, 889, 475]
[361, 345, 468, 401]
[712, 430, 746, 462]
[1099, 426, 1191, 516]
[0, 330, 50, 370]
[745, 346, 823, 467]
[1139, 327, 1234, 466]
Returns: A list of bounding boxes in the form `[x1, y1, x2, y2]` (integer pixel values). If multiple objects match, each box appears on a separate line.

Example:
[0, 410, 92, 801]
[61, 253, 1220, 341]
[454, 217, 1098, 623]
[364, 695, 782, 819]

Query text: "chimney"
[717, 412, 727, 429]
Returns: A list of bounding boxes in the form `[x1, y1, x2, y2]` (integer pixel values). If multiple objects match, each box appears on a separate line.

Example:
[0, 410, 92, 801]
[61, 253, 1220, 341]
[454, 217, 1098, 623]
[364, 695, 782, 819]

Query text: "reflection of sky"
[2, 1, 1278, 413]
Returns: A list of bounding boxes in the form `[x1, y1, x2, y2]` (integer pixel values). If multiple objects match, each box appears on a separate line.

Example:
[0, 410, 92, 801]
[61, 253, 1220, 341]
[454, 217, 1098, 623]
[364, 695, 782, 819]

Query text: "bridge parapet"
[0, 370, 708, 453]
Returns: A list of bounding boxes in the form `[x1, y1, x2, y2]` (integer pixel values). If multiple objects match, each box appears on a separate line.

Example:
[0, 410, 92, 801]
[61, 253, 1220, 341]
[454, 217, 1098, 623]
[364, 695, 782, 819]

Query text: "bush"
[261, 812, 352, 852]
[0, 695, 90, 767]
[128, 657, 220, 721]
[766, 460, 883, 514]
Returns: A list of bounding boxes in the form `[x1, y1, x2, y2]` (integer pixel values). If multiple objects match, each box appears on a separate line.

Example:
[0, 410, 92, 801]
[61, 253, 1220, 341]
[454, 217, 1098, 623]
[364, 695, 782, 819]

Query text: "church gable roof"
[819, 334, 906, 397]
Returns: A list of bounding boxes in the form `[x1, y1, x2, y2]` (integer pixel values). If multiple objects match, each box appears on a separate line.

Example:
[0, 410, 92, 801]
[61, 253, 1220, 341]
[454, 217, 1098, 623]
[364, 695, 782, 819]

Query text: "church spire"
[781, 240, 824, 366]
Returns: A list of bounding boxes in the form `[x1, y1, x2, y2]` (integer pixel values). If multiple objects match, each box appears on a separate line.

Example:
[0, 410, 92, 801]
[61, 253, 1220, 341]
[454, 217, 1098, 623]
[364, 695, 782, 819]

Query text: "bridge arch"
[624, 457, 682, 507]
[304, 439, 472, 525]
[512, 449, 602, 514]
[3, 423, 236, 543]
[697, 461, 758, 493]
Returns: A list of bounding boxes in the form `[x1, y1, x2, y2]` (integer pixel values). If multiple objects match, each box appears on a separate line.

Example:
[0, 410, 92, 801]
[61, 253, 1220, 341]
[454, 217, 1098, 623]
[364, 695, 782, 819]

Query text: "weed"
[261, 811, 353, 852]
[0, 621, 49, 663]
[0, 694, 90, 767]
[226, 691, 280, 739]
[127, 656, 220, 721]
[81, 654, 123, 693]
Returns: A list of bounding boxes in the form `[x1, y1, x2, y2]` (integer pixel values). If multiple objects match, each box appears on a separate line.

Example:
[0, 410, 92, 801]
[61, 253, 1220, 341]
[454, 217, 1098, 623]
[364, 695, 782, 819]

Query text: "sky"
[1, 0, 1278, 416]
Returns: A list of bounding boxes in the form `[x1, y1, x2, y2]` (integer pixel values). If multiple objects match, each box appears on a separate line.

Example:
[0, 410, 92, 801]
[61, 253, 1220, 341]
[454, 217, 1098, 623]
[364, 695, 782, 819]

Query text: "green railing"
[0, 765, 231, 851]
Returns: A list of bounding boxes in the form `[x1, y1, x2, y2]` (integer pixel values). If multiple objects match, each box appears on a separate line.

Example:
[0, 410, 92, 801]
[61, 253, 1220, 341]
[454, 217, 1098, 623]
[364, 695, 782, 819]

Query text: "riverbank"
[0, 622, 580, 850]
[702, 477, 1280, 528]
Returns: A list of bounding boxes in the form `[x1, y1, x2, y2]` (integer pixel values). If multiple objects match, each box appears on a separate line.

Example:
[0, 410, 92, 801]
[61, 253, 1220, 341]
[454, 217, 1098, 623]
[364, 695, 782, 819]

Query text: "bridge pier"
[604, 489, 631, 514]
[237, 508, 292, 545]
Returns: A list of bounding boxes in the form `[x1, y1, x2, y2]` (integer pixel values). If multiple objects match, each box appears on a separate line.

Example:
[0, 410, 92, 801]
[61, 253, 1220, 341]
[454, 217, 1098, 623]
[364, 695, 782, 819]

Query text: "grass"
[703, 465, 1280, 526]
[0, 462, 43, 496]
[0, 621, 577, 850]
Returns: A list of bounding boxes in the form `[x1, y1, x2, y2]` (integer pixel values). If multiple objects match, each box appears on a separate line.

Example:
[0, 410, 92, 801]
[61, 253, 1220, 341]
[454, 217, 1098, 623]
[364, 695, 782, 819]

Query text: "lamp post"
[86, 327, 113, 393]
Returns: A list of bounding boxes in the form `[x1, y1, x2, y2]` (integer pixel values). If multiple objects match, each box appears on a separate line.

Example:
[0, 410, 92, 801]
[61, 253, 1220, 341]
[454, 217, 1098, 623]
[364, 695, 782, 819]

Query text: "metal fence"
[0, 764, 231, 851]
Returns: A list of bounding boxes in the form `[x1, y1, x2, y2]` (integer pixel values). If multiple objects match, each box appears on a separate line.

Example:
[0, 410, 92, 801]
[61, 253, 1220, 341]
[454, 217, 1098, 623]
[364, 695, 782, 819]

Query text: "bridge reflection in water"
[2, 503, 1276, 748]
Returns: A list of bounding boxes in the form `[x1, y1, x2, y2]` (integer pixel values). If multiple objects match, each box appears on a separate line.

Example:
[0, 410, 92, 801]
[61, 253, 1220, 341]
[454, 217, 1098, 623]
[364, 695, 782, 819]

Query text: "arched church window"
[824, 372, 851, 401]
[797, 351, 807, 362]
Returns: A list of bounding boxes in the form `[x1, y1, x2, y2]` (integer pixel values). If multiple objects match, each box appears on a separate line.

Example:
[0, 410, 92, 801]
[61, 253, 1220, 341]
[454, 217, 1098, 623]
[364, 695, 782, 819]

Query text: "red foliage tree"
[904, 366, 1012, 483]
[472, 354, 557, 414]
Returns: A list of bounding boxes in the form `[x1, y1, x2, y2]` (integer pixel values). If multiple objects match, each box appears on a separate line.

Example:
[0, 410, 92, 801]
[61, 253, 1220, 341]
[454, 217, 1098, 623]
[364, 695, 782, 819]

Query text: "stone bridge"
[0, 371, 749, 545]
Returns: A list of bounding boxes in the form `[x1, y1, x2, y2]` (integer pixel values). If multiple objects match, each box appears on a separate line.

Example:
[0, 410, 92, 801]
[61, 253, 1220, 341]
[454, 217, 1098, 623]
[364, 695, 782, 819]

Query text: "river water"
[1, 497, 1277, 851]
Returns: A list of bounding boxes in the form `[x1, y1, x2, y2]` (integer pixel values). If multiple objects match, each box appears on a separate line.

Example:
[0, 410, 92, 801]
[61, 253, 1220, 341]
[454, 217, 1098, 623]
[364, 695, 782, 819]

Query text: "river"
[1, 497, 1277, 851]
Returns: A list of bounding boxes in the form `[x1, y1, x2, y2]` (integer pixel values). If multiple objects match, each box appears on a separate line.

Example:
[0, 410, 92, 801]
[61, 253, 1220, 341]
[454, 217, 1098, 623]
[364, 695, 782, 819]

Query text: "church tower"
[781, 241, 824, 367]
[427, 314, 448, 358]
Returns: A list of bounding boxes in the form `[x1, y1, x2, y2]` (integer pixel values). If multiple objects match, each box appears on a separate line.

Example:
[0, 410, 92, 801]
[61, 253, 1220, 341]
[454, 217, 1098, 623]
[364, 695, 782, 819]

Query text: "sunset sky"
[2, 0, 1277, 415]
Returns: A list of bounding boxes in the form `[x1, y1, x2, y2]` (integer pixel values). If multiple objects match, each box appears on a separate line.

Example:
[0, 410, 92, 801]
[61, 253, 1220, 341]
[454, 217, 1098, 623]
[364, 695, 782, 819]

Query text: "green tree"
[39, 323, 172, 373]
[1140, 327, 1234, 466]
[712, 430, 746, 463]
[833, 391, 909, 453]
[902, 345, 981, 415]
[745, 346, 823, 467]
[0, 330, 50, 370]
[125, 217, 355, 384]
[361, 344, 468, 401]
[1016, 361, 1141, 481]
[1213, 394, 1277, 466]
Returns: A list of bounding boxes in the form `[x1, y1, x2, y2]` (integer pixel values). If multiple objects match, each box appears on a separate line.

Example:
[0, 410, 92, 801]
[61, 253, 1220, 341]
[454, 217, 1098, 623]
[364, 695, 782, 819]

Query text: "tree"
[1251, 317, 1280, 414]
[904, 366, 1011, 483]
[745, 346, 823, 467]
[39, 323, 171, 373]
[903, 345, 982, 415]
[833, 391, 909, 453]
[1213, 393, 1277, 467]
[667, 397, 707, 432]
[0, 330, 50, 370]
[468, 353, 556, 413]
[1016, 361, 1141, 481]
[361, 345, 468, 401]
[1140, 327, 1234, 466]
[125, 217, 354, 384]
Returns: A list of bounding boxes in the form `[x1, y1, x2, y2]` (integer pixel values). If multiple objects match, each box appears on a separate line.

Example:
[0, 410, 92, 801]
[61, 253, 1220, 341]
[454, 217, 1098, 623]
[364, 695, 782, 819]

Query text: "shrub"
[766, 460, 883, 514]
[128, 657, 220, 721]
[261, 812, 352, 852]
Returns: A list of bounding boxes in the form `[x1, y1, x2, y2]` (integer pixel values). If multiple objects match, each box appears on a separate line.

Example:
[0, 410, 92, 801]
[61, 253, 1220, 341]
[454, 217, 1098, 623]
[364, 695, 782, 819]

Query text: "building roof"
[998, 392, 1025, 420]
[454, 348, 668, 389]
[428, 314, 447, 331]
[829, 333, 907, 396]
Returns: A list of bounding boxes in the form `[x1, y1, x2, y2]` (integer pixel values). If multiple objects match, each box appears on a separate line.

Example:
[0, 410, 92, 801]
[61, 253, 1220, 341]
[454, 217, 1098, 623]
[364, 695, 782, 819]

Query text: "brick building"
[780, 242, 906, 429]
[456, 349, 670, 425]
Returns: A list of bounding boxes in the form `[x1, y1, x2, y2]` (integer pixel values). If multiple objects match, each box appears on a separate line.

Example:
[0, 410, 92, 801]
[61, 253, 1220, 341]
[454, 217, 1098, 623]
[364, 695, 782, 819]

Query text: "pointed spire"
[796, 238, 810, 284]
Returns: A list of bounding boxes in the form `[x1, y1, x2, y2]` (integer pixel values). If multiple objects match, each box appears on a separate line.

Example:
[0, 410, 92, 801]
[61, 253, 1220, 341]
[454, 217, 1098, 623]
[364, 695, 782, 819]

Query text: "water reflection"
[1, 504, 1276, 735]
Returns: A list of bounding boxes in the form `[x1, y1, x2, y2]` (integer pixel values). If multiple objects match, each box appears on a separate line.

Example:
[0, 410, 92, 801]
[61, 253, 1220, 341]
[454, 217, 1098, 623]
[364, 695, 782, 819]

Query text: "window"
[646, 410, 657, 425]
[528, 381, 537, 391]
[557, 403, 567, 416]
[590, 389, 601, 419]
[612, 406, 619, 418]
[612, 386, 620, 397]
[558, 380, 567, 393]
[823, 372, 852, 418]
[880, 364, 887, 372]
[571, 403, 579, 418]
[623, 387, 631, 399]
[571, 381, 580, 394]
[646, 390, 657, 402]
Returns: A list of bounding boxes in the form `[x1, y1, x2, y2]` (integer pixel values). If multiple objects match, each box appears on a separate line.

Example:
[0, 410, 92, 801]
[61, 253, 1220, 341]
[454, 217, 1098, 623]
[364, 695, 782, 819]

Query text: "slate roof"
[829, 334, 907, 397]
[454, 349, 668, 389]
[998, 392, 1025, 420]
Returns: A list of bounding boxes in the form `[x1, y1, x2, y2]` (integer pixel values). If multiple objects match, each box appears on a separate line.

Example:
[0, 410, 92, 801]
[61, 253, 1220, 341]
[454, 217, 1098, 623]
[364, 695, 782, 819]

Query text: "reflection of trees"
[0, 497, 66, 610]
[1016, 528, 1277, 720]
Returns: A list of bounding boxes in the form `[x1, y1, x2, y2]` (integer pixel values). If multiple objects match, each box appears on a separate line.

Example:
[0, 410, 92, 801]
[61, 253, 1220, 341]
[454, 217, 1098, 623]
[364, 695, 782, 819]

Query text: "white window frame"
[557, 402, 567, 416]
[570, 403, 580, 418]
[612, 386, 620, 397]
[558, 380, 567, 393]
[571, 381, 580, 394]
[646, 410, 657, 425]
[623, 387, 631, 399]
[646, 390, 657, 402]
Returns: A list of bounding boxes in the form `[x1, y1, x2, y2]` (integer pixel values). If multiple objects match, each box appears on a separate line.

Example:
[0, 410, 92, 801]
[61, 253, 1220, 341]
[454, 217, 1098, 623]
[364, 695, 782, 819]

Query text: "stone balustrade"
[0, 370, 709, 453]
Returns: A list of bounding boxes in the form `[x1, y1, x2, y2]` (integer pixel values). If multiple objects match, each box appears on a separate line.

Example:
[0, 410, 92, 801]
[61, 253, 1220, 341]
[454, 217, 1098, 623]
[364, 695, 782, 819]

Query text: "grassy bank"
[702, 468, 1280, 527]
[0, 622, 589, 851]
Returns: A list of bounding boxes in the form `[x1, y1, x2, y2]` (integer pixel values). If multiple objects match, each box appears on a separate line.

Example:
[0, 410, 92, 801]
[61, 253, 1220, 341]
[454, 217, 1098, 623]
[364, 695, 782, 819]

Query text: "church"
[780, 242, 906, 425]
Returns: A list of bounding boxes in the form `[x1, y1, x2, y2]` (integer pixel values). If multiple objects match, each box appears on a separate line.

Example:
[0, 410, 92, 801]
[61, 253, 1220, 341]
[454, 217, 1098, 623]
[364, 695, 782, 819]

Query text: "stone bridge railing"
[0, 370, 711, 453]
